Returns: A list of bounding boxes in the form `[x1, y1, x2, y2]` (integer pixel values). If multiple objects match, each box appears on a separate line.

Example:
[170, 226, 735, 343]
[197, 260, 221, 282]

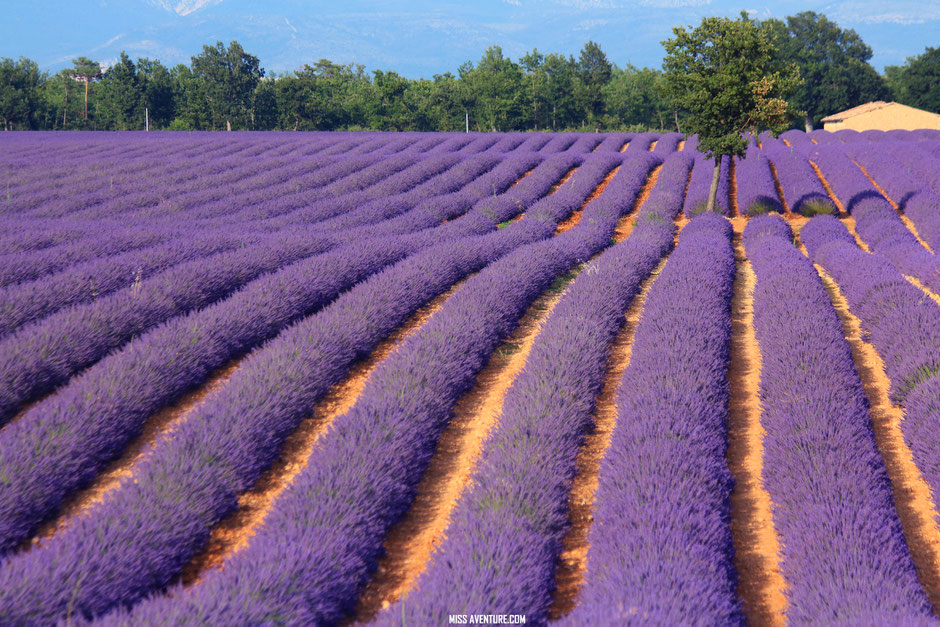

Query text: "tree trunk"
[552, 103, 556, 131]
[804, 113, 814, 132]
[63, 83, 68, 127]
[706, 154, 722, 213]
[83, 79, 89, 121]
[674, 110, 681, 134]
[226, 120, 231, 132]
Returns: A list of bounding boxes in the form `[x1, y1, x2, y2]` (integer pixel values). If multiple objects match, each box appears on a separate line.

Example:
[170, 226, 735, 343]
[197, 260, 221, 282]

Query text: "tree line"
[0, 11, 936, 133]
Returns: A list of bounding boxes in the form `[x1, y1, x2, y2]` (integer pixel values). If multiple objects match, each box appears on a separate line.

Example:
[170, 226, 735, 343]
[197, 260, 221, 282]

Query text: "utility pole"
[145, 108, 149, 132]
[465, 109, 469, 133]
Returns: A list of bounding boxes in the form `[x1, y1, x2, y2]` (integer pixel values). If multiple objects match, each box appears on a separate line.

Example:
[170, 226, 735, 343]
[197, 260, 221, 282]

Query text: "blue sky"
[3, 1, 938, 77]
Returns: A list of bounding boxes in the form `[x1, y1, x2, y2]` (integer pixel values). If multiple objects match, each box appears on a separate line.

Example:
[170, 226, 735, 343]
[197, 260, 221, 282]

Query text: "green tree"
[886, 47, 940, 113]
[70, 57, 101, 122]
[757, 11, 889, 130]
[190, 40, 264, 130]
[460, 46, 524, 132]
[576, 40, 612, 129]
[252, 77, 278, 130]
[98, 52, 142, 129]
[138, 58, 175, 129]
[169, 64, 208, 129]
[663, 15, 797, 212]
[0, 57, 45, 130]
[603, 64, 670, 130]
[542, 52, 578, 130]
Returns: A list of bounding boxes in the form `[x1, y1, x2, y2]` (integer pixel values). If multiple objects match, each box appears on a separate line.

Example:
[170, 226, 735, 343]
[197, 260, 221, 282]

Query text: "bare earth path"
[725, 221, 787, 625]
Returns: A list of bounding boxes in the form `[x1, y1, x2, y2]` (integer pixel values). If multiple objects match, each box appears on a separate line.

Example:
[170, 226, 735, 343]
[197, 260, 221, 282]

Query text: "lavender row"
[0, 230, 336, 424]
[102, 150, 455, 223]
[269, 153, 500, 232]
[801, 144, 940, 295]
[840, 142, 940, 251]
[0, 154, 615, 622]
[801, 215, 940, 404]
[108, 155, 642, 625]
[0, 150, 579, 589]
[0, 149, 529, 418]
[872, 141, 940, 195]
[0, 152, 454, 313]
[340, 152, 547, 242]
[652, 132, 683, 154]
[59, 148, 329, 222]
[635, 151, 695, 223]
[736, 144, 783, 216]
[0, 152, 570, 556]
[0, 228, 175, 287]
[761, 142, 836, 215]
[214, 136, 540, 229]
[387, 228, 675, 622]
[745, 215, 931, 622]
[15, 138, 330, 220]
[592, 133, 632, 152]
[682, 154, 730, 216]
[0, 232, 261, 340]
[626, 131, 657, 151]
[1, 145, 370, 248]
[566, 213, 740, 624]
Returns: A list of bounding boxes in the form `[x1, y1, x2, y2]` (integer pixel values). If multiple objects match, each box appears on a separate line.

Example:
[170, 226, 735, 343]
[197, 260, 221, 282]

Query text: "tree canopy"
[0, 12, 916, 133]
[886, 47, 940, 114]
[756, 11, 890, 130]
[662, 14, 797, 211]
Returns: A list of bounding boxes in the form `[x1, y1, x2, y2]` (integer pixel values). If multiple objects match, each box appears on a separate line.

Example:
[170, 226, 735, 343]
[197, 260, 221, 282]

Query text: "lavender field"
[2, 129, 940, 624]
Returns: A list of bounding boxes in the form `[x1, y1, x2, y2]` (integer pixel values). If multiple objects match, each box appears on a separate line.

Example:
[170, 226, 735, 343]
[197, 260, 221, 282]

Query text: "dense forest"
[0, 11, 936, 133]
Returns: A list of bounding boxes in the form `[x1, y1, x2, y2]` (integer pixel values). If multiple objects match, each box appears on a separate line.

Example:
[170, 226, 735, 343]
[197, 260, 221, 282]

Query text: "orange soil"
[854, 160, 899, 209]
[555, 166, 621, 235]
[815, 265, 940, 615]
[548, 253, 670, 619]
[782, 139, 791, 147]
[550, 166, 579, 195]
[677, 140, 685, 151]
[354, 274, 577, 621]
[613, 165, 662, 243]
[808, 160, 847, 215]
[767, 161, 790, 213]
[726, 224, 788, 625]
[28, 359, 242, 548]
[810, 138, 818, 144]
[648, 140, 658, 152]
[853, 161, 935, 253]
[618, 140, 630, 153]
[510, 167, 536, 189]
[673, 216, 690, 246]
[179, 283, 465, 586]
[905, 276, 940, 307]
[840, 215, 873, 253]
[729, 156, 739, 217]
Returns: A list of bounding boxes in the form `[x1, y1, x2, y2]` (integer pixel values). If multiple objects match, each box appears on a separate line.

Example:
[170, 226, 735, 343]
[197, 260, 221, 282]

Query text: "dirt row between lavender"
[725, 221, 788, 626]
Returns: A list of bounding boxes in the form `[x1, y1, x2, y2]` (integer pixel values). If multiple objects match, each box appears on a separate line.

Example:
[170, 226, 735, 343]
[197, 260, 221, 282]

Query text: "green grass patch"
[798, 198, 836, 217]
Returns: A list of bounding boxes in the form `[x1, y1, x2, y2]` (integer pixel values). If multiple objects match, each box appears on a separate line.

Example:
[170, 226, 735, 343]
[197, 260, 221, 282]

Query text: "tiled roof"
[820, 101, 891, 122]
